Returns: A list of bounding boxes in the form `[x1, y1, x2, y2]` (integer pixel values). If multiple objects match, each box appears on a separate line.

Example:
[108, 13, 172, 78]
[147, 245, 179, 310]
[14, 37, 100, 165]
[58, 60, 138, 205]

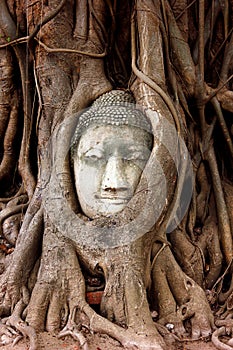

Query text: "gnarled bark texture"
[0, 1, 232, 350]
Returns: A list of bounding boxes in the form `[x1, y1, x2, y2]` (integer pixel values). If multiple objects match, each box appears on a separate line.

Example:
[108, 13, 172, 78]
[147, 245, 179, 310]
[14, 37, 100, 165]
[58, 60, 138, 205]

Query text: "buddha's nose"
[101, 156, 129, 192]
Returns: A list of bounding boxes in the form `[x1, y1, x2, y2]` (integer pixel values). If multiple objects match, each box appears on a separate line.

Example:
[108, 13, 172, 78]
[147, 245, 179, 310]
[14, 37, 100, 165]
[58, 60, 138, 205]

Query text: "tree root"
[0, 186, 25, 204]
[215, 86, 233, 113]
[28, 0, 66, 42]
[131, 13, 181, 135]
[211, 96, 233, 159]
[64, 57, 112, 118]
[198, 217, 223, 289]
[58, 309, 89, 350]
[2, 214, 22, 246]
[196, 161, 210, 223]
[82, 303, 166, 350]
[59, 302, 170, 350]
[164, 0, 196, 96]
[212, 326, 233, 350]
[0, 200, 43, 315]
[35, 38, 107, 58]
[192, 0, 221, 64]
[169, 224, 204, 286]
[0, 0, 36, 199]
[1, 286, 38, 350]
[0, 103, 19, 189]
[206, 144, 233, 265]
[0, 203, 28, 237]
[0, 323, 22, 346]
[151, 243, 214, 338]
[0, 41, 20, 195]
[219, 30, 233, 83]
[24, 225, 167, 350]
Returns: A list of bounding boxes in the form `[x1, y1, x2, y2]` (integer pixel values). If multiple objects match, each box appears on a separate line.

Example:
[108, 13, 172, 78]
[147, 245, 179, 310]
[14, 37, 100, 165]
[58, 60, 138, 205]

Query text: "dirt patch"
[0, 332, 219, 350]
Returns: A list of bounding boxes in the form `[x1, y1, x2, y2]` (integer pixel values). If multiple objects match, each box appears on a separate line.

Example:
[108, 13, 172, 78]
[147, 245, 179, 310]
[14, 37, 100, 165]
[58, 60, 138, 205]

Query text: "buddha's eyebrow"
[127, 144, 150, 151]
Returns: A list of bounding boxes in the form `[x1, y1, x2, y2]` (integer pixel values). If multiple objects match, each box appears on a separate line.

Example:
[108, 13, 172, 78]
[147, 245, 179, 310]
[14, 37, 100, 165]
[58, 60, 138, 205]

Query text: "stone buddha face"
[72, 124, 152, 219]
[71, 89, 153, 219]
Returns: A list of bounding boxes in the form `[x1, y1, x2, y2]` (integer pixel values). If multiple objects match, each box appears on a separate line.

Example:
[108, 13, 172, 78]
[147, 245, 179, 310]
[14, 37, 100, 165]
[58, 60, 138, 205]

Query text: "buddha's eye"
[124, 151, 148, 162]
[83, 149, 104, 162]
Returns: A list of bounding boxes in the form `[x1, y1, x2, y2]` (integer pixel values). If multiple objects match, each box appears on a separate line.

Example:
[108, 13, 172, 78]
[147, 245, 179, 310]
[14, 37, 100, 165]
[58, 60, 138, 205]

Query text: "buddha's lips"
[94, 194, 131, 202]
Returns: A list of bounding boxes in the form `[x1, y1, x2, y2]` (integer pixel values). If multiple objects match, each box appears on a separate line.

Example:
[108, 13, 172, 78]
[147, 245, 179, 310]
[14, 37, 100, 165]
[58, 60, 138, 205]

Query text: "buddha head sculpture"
[71, 90, 153, 219]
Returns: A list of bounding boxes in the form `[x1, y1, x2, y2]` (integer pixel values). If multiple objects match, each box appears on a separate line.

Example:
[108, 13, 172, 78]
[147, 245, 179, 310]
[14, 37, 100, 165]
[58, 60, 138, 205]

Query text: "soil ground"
[0, 332, 219, 350]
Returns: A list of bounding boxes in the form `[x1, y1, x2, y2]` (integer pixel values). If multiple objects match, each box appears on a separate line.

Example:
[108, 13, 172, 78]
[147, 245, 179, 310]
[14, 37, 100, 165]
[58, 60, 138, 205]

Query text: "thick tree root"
[169, 226, 204, 286]
[78, 303, 165, 350]
[0, 196, 43, 317]
[200, 217, 223, 289]
[64, 57, 112, 118]
[1, 290, 38, 350]
[206, 145, 233, 265]
[59, 319, 89, 350]
[151, 243, 214, 338]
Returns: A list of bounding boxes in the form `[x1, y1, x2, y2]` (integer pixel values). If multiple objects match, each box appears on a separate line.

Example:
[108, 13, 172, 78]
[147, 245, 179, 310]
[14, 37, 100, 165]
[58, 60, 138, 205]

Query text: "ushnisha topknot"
[71, 90, 152, 152]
